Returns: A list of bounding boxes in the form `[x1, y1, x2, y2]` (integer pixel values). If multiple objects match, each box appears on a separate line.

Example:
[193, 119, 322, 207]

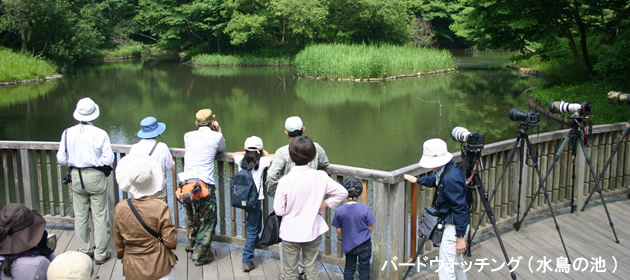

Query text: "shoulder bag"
[418, 164, 453, 247]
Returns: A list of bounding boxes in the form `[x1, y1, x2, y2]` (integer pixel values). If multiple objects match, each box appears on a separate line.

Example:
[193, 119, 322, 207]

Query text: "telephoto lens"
[451, 126, 471, 143]
[607, 91, 630, 105]
[508, 109, 528, 122]
[549, 101, 583, 114]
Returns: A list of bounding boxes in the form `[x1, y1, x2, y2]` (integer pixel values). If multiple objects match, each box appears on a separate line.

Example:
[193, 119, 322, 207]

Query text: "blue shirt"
[332, 202, 375, 254]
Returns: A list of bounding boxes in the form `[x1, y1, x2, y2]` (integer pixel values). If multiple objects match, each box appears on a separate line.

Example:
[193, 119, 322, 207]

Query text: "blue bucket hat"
[137, 116, 166, 139]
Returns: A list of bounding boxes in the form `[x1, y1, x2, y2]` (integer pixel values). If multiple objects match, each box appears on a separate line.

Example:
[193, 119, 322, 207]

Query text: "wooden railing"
[2, 121, 630, 279]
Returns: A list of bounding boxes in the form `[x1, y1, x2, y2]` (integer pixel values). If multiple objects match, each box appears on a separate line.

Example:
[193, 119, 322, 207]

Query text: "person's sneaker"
[95, 251, 111, 265]
[299, 272, 307, 280]
[194, 254, 214, 266]
[242, 263, 255, 272]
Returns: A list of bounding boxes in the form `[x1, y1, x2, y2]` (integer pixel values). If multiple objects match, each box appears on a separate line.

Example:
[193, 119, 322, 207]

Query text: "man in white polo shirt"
[57, 97, 114, 265]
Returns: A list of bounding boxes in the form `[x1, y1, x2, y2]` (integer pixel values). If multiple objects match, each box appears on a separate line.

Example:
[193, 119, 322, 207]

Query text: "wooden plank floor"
[408, 198, 630, 280]
[46, 199, 629, 279]
[47, 224, 344, 280]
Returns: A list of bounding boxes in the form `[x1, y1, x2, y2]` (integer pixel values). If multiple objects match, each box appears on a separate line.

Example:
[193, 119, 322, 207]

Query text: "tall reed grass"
[192, 53, 292, 66]
[294, 44, 455, 79]
[0, 48, 57, 83]
[97, 44, 144, 59]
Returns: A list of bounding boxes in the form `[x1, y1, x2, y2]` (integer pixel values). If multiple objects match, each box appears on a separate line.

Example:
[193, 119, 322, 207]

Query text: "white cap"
[73, 97, 100, 122]
[284, 116, 303, 132]
[244, 136, 264, 151]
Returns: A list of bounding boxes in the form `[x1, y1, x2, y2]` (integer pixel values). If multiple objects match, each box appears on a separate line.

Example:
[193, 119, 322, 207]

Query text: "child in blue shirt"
[332, 176, 375, 280]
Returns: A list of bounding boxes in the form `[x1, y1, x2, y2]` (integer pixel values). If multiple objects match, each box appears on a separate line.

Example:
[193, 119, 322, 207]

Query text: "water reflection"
[0, 57, 553, 170]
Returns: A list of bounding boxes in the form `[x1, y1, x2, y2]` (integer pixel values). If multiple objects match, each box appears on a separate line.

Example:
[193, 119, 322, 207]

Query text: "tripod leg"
[402, 237, 429, 280]
[471, 174, 517, 280]
[577, 139, 620, 243]
[583, 124, 629, 209]
[526, 136, 572, 263]
[514, 135, 570, 230]
[474, 137, 522, 229]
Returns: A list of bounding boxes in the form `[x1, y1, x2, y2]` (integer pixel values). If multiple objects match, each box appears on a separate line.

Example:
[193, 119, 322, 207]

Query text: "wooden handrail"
[1, 121, 630, 279]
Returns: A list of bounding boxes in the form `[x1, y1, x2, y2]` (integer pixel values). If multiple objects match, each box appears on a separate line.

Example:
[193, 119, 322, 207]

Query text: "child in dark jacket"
[332, 176, 375, 280]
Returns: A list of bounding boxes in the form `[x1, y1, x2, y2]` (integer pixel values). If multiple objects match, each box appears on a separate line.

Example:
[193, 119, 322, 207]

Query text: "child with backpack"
[230, 136, 274, 272]
[332, 176, 375, 280]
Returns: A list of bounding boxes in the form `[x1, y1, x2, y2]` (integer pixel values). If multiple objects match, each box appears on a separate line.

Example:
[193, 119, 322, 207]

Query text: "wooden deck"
[408, 198, 630, 280]
[46, 198, 629, 280]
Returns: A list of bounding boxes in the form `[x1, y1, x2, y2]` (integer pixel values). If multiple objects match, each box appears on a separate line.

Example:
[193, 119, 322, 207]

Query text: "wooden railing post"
[372, 181, 387, 280]
[389, 181, 406, 280]
[20, 149, 37, 210]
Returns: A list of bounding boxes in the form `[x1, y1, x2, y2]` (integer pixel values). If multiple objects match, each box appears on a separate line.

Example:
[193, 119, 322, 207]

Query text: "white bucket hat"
[115, 154, 163, 198]
[418, 138, 453, 169]
[47, 251, 93, 280]
[73, 97, 100, 122]
[244, 136, 264, 151]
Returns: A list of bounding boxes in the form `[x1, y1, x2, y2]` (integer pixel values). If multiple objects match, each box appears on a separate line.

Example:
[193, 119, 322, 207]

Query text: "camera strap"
[431, 163, 454, 209]
[148, 141, 159, 156]
[127, 199, 163, 243]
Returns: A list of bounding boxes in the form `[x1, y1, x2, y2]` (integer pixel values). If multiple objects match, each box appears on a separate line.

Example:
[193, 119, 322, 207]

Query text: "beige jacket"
[114, 197, 177, 280]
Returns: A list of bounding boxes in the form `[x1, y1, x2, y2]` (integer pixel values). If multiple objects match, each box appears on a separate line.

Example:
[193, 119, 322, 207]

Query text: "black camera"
[549, 101, 591, 115]
[451, 126, 484, 150]
[607, 91, 630, 105]
[62, 168, 72, 184]
[509, 109, 540, 126]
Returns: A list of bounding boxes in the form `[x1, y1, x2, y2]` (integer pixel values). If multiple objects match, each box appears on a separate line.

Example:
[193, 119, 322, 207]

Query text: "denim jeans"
[344, 239, 372, 280]
[242, 200, 263, 265]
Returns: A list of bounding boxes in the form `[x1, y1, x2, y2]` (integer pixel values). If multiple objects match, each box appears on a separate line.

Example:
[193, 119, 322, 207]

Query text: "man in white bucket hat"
[56, 97, 114, 265]
[114, 154, 177, 280]
[404, 138, 470, 280]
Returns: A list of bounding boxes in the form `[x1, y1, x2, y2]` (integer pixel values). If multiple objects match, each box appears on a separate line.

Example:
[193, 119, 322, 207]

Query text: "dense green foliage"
[0, 48, 57, 82]
[294, 44, 455, 79]
[2, 0, 630, 123]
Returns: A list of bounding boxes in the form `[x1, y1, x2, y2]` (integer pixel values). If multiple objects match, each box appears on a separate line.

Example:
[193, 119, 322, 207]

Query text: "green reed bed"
[97, 44, 144, 59]
[0, 48, 57, 83]
[192, 53, 292, 66]
[294, 44, 455, 80]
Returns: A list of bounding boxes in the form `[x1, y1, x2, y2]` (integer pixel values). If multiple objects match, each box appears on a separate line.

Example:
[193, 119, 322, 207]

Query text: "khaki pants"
[282, 236, 322, 280]
[71, 168, 109, 260]
[151, 186, 168, 203]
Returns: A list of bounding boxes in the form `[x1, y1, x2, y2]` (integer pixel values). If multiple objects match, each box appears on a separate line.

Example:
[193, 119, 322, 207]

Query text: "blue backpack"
[230, 169, 259, 211]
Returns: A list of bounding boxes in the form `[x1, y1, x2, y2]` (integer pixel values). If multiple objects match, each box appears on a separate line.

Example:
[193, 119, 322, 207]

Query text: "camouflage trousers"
[185, 191, 217, 262]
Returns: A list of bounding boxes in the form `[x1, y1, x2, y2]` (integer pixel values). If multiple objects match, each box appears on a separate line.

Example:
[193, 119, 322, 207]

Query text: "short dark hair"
[287, 129, 303, 137]
[289, 136, 316, 165]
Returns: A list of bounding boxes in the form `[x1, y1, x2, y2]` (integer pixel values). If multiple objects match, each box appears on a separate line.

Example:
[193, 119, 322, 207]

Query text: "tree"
[452, 0, 630, 76]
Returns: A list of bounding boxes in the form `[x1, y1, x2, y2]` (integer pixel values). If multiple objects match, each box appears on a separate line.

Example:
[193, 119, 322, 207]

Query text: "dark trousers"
[344, 239, 372, 280]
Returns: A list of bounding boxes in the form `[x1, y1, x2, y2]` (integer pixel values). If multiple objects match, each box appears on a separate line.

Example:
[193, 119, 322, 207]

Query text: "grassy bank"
[191, 53, 292, 66]
[0, 48, 58, 83]
[516, 56, 628, 124]
[97, 44, 145, 59]
[294, 44, 455, 80]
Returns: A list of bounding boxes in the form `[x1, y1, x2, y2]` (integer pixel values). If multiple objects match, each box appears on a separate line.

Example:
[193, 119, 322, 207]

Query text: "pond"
[0, 51, 556, 171]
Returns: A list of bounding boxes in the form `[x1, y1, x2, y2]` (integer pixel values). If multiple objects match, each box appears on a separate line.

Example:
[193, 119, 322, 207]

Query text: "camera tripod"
[523, 115, 619, 243]
[582, 120, 630, 219]
[463, 148, 517, 280]
[495, 124, 572, 262]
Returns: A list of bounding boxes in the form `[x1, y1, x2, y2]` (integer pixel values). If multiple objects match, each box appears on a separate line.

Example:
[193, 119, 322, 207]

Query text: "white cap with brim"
[115, 154, 163, 198]
[285, 116, 303, 132]
[73, 97, 100, 122]
[244, 136, 264, 151]
[418, 138, 453, 169]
